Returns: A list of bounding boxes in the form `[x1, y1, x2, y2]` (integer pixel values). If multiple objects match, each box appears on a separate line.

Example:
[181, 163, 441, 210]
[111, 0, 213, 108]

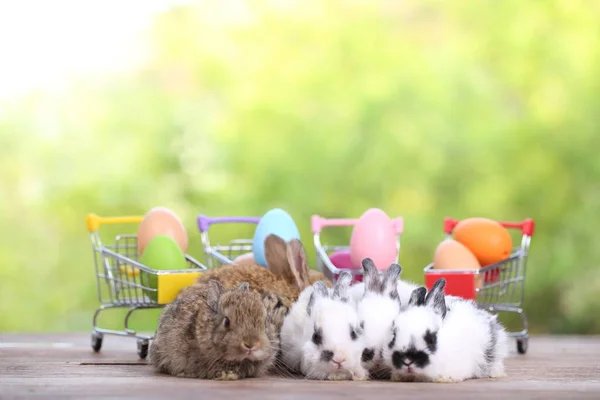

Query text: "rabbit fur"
[382, 278, 509, 383]
[355, 258, 405, 379]
[348, 273, 419, 309]
[279, 271, 368, 381]
[149, 280, 284, 380]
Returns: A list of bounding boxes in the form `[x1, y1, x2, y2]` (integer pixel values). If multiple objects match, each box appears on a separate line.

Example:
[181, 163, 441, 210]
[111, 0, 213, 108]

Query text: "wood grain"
[1, 334, 599, 399]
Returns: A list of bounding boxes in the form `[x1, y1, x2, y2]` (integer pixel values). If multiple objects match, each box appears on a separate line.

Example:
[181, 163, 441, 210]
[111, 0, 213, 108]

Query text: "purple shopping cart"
[197, 215, 261, 268]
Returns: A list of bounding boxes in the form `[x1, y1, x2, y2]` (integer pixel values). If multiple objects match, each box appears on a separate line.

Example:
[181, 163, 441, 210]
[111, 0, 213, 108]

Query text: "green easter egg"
[139, 234, 188, 301]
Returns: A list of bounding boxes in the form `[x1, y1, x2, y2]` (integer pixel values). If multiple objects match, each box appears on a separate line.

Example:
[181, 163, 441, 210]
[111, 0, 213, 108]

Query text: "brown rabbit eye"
[223, 317, 230, 328]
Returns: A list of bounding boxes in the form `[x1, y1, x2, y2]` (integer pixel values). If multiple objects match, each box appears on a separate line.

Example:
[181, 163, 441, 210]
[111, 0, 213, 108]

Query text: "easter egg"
[349, 208, 397, 270]
[433, 239, 482, 289]
[252, 208, 301, 267]
[232, 252, 256, 266]
[453, 218, 512, 266]
[137, 207, 188, 254]
[139, 234, 188, 301]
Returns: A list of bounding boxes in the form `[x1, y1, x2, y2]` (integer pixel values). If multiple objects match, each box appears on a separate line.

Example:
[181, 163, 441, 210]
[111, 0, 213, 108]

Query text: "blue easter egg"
[252, 208, 301, 266]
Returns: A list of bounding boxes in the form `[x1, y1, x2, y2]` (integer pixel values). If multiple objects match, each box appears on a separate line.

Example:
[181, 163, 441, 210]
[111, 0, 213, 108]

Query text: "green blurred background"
[1, 0, 599, 335]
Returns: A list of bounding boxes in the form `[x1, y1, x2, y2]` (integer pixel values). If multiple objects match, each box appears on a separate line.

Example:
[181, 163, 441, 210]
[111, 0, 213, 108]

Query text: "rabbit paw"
[433, 377, 462, 383]
[327, 371, 351, 381]
[351, 367, 369, 381]
[391, 372, 430, 382]
[489, 365, 507, 379]
[390, 372, 405, 382]
[214, 371, 240, 381]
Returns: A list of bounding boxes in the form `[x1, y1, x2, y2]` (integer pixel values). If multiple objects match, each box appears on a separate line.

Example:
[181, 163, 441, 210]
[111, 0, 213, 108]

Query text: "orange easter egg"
[433, 239, 482, 289]
[137, 207, 188, 254]
[453, 218, 512, 266]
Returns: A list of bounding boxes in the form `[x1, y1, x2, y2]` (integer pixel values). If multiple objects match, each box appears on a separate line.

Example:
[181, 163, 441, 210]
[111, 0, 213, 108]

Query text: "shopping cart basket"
[86, 214, 207, 359]
[312, 214, 404, 283]
[197, 215, 260, 268]
[423, 217, 535, 355]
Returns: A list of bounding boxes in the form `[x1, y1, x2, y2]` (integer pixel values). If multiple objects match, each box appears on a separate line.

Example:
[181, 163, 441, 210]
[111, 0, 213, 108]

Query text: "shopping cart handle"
[85, 214, 143, 232]
[311, 215, 404, 235]
[197, 215, 261, 232]
[443, 217, 536, 237]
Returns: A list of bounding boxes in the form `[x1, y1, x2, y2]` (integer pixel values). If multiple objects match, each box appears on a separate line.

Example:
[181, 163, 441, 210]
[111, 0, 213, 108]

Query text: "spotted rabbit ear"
[313, 281, 330, 298]
[332, 271, 352, 303]
[382, 263, 402, 301]
[206, 280, 225, 313]
[363, 259, 401, 302]
[362, 258, 380, 295]
[408, 287, 427, 307]
[425, 278, 447, 319]
[307, 281, 329, 316]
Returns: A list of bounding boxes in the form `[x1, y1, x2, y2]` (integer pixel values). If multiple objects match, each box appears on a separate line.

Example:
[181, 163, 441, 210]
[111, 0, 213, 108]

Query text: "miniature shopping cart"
[197, 215, 261, 268]
[86, 214, 207, 359]
[312, 214, 404, 283]
[423, 217, 535, 355]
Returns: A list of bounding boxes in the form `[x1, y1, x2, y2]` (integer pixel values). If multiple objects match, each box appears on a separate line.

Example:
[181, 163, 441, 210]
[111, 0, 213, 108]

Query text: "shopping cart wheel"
[517, 338, 528, 355]
[91, 331, 103, 353]
[137, 338, 149, 359]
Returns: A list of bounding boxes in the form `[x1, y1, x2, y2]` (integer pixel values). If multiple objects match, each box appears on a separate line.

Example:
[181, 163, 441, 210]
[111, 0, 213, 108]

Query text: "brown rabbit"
[149, 280, 284, 380]
[196, 234, 332, 308]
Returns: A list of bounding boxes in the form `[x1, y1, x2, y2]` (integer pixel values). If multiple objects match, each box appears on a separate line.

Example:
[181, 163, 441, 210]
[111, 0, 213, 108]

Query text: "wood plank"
[1, 334, 599, 399]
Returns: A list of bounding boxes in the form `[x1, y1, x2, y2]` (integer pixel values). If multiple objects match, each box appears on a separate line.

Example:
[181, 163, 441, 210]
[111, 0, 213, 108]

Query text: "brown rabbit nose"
[242, 341, 261, 353]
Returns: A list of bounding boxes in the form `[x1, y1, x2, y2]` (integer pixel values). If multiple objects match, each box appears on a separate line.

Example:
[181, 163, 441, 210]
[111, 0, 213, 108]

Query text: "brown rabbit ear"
[286, 239, 311, 290]
[206, 280, 225, 313]
[264, 234, 289, 274]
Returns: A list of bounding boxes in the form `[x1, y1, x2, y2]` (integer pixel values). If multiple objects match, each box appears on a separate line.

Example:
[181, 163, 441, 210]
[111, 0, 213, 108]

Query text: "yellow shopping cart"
[86, 214, 206, 359]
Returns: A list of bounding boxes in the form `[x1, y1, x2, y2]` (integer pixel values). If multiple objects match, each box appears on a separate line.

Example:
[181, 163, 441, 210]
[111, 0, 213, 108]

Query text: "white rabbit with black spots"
[383, 278, 508, 383]
[279, 271, 368, 381]
[355, 258, 404, 379]
[348, 271, 419, 310]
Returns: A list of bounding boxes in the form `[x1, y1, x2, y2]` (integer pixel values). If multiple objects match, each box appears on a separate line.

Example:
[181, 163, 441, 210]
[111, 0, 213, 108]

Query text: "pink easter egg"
[349, 208, 397, 270]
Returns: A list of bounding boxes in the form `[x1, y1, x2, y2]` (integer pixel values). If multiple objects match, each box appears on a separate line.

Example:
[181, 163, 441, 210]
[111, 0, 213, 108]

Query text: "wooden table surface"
[1, 333, 599, 399]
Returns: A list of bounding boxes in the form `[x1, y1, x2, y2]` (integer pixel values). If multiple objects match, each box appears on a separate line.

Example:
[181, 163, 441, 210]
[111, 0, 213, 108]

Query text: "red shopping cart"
[424, 217, 535, 354]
